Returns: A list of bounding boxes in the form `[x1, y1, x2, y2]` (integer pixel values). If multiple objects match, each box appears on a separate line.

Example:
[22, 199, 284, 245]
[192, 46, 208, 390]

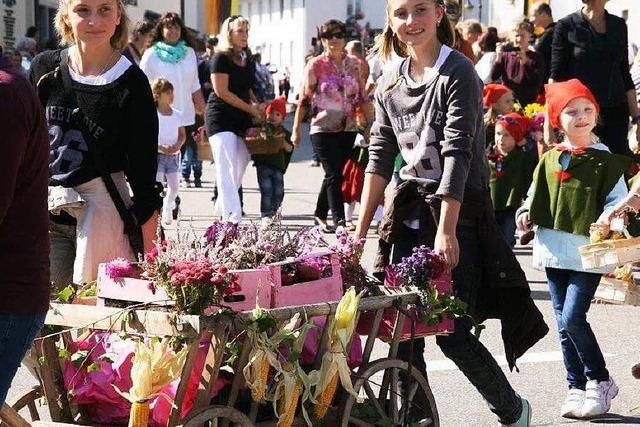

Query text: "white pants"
[157, 171, 180, 220]
[209, 132, 250, 223]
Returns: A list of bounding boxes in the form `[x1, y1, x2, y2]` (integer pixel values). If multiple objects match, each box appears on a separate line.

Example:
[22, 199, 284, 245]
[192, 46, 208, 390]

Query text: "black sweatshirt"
[29, 49, 160, 224]
[551, 11, 633, 108]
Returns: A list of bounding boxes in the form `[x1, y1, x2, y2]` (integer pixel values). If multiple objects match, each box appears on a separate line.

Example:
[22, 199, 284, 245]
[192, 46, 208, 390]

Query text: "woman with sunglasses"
[355, 0, 548, 425]
[206, 15, 263, 224]
[140, 12, 206, 187]
[292, 19, 367, 232]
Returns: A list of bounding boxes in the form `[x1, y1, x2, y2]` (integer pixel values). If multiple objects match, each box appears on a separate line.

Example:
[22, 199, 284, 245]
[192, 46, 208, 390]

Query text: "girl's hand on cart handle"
[516, 212, 532, 233]
[434, 230, 459, 272]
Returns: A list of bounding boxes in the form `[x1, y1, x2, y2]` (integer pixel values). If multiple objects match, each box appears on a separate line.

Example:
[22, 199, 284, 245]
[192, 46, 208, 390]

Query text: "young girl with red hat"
[483, 83, 516, 147]
[516, 79, 629, 419]
[252, 96, 294, 223]
[488, 112, 537, 247]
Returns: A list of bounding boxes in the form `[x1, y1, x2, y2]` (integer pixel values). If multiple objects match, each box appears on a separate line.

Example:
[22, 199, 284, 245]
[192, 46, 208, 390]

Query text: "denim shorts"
[157, 153, 180, 175]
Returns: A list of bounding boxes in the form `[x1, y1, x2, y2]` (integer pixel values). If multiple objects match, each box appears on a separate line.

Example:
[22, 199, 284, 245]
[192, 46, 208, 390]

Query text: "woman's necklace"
[71, 46, 117, 83]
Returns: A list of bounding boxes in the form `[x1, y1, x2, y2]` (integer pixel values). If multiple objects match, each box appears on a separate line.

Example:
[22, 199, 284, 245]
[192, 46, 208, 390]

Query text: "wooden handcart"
[2, 289, 441, 427]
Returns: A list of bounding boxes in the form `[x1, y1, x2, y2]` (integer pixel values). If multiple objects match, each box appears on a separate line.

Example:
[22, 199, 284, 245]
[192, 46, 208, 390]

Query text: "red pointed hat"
[266, 96, 287, 117]
[483, 83, 512, 108]
[495, 113, 531, 142]
[544, 79, 599, 129]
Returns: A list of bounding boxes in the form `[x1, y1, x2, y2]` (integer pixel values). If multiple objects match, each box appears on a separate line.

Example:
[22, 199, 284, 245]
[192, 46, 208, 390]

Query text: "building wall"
[1, 0, 30, 49]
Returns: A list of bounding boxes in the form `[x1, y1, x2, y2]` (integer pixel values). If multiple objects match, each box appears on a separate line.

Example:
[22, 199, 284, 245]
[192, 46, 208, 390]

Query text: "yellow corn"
[251, 354, 270, 401]
[314, 372, 339, 419]
[128, 401, 150, 427]
[277, 381, 301, 427]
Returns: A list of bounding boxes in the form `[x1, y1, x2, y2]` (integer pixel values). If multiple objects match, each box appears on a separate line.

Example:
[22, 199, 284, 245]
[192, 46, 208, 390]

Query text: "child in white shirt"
[152, 78, 186, 225]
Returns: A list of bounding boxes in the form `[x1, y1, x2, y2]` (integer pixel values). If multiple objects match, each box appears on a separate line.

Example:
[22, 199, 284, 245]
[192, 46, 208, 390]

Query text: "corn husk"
[313, 287, 362, 418]
[113, 338, 189, 426]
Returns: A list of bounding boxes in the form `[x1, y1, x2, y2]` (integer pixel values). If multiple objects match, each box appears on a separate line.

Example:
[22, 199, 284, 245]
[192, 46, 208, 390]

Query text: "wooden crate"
[594, 276, 640, 306]
[579, 237, 640, 270]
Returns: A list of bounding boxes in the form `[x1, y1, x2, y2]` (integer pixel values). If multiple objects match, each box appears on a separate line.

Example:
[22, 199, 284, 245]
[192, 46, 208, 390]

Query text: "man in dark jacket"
[531, 1, 555, 83]
[0, 48, 50, 406]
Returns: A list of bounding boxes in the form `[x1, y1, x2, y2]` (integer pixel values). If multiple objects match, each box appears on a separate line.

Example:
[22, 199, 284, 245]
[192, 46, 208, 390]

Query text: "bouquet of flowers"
[523, 102, 546, 142]
[384, 245, 468, 327]
[140, 233, 239, 315]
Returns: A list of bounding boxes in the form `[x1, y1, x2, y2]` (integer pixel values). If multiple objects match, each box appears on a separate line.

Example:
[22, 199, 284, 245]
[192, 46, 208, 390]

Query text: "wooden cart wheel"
[0, 386, 43, 427]
[340, 358, 439, 427]
[182, 405, 255, 427]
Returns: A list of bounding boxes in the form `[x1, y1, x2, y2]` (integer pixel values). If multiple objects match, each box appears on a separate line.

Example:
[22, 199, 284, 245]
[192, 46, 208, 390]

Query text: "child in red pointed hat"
[252, 96, 294, 223]
[488, 112, 536, 247]
[516, 79, 629, 420]
[483, 83, 516, 148]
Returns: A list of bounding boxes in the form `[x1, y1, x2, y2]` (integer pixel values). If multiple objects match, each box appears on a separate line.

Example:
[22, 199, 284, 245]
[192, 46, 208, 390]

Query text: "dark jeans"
[495, 208, 517, 248]
[595, 103, 631, 157]
[545, 267, 609, 390]
[393, 221, 522, 425]
[181, 141, 203, 182]
[0, 313, 46, 405]
[256, 164, 285, 218]
[311, 132, 356, 224]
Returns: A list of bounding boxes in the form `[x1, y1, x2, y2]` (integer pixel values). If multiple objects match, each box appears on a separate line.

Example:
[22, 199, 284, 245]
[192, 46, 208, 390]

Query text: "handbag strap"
[59, 49, 140, 236]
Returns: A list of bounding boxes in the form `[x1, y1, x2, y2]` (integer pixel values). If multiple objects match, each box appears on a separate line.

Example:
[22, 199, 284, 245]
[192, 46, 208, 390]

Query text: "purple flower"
[105, 258, 135, 280]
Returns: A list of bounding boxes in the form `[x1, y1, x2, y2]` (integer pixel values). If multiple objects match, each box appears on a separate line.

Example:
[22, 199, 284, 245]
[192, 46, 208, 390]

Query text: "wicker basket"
[595, 275, 640, 306]
[579, 237, 640, 270]
[244, 127, 285, 155]
[196, 127, 213, 161]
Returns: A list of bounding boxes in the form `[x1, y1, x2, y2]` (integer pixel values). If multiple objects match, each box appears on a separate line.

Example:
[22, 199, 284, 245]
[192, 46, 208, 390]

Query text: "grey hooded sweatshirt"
[366, 48, 488, 203]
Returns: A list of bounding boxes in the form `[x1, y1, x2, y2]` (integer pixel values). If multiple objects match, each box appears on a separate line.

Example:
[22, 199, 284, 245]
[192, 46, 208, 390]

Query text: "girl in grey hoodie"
[355, 1, 539, 426]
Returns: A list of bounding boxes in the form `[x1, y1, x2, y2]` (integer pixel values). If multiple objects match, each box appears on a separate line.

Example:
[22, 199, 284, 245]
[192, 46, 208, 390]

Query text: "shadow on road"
[589, 413, 640, 424]
[530, 290, 551, 301]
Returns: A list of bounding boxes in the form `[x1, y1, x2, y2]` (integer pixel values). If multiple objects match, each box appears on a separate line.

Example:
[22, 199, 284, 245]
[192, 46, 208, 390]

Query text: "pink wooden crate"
[96, 263, 169, 306]
[268, 251, 343, 308]
[97, 264, 272, 313]
[213, 268, 272, 313]
[356, 273, 455, 342]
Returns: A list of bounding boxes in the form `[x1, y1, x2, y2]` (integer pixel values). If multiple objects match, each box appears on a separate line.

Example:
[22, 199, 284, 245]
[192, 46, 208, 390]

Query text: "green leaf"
[58, 348, 71, 360]
[38, 356, 46, 366]
[70, 350, 89, 367]
[55, 285, 75, 303]
[98, 352, 117, 364]
[87, 362, 101, 373]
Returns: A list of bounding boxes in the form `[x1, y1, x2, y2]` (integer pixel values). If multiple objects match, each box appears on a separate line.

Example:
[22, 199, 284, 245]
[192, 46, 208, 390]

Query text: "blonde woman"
[206, 15, 263, 224]
[30, 0, 160, 286]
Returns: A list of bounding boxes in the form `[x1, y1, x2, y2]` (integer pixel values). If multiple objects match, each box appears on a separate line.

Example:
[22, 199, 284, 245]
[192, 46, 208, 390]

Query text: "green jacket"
[529, 147, 630, 236]
[252, 125, 293, 173]
[489, 148, 537, 211]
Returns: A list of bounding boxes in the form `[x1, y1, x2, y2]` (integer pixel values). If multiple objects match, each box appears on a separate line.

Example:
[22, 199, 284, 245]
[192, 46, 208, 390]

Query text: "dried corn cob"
[128, 401, 150, 427]
[314, 371, 339, 419]
[251, 354, 270, 401]
[277, 381, 302, 427]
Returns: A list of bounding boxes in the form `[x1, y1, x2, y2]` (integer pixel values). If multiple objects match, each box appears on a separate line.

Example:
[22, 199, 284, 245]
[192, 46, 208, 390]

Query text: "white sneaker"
[581, 377, 618, 418]
[560, 388, 585, 418]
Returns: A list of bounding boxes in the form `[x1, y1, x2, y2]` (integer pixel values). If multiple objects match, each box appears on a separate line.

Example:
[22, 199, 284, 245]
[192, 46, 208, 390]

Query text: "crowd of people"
[2, 0, 640, 426]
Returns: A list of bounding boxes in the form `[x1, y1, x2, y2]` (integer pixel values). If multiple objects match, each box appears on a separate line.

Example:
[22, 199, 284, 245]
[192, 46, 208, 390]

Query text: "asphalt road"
[6, 120, 640, 426]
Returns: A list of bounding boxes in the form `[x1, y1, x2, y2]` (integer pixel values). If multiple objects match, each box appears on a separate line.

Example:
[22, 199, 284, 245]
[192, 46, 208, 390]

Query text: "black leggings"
[310, 132, 356, 223]
[594, 103, 631, 156]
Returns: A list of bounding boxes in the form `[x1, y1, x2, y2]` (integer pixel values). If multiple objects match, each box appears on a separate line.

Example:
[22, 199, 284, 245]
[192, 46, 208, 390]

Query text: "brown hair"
[317, 19, 347, 39]
[152, 12, 196, 48]
[55, 0, 129, 50]
[514, 17, 534, 35]
[151, 78, 174, 107]
[375, 0, 455, 63]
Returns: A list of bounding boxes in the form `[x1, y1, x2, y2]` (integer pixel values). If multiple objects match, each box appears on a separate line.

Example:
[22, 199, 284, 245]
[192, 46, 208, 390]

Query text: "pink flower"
[105, 258, 135, 280]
